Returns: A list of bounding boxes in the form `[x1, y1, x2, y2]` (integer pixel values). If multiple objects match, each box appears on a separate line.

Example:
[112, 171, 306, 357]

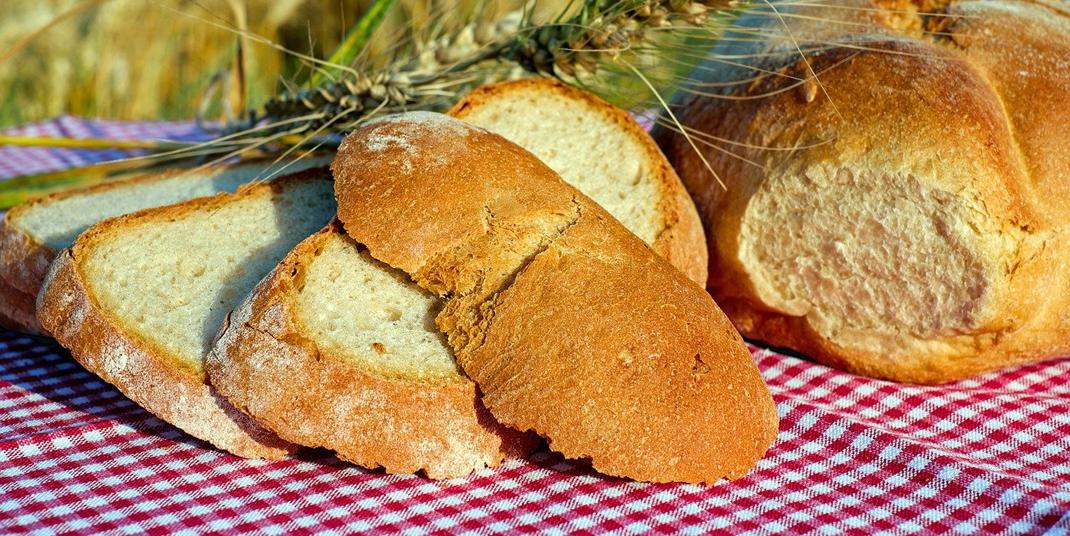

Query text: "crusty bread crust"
[0, 276, 39, 333]
[38, 249, 294, 458]
[34, 173, 336, 458]
[448, 78, 708, 285]
[332, 114, 777, 484]
[0, 214, 54, 299]
[206, 224, 537, 479]
[656, 1, 1070, 383]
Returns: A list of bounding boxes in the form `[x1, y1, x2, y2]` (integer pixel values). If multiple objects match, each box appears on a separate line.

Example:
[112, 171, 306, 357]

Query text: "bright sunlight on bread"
[658, 0, 1070, 384]
[450, 79, 707, 285]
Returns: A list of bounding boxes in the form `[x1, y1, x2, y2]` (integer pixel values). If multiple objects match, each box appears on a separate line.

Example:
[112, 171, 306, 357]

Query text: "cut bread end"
[738, 165, 1000, 345]
[727, 164, 1036, 383]
[449, 78, 707, 285]
[37, 169, 336, 458]
[207, 224, 537, 478]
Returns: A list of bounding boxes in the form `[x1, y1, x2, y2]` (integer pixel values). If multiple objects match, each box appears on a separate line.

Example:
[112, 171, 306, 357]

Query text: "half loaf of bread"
[37, 169, 336, 458]
[656, 0, 1070, 383]
[330, 112, 777, 484]
[0, 156, 329, 333]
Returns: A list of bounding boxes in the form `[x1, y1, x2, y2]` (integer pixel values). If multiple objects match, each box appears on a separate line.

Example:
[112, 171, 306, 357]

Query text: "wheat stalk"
[224, 0, 752, 139]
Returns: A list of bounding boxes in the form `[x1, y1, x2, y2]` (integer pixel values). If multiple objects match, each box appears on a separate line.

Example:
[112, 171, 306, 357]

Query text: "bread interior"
[737, 165, 994, 342]
[457, 87, 663, 245]
[16, 157, 330, 250]
[82, 177, 335, 374]
[294, 231, 460, 380]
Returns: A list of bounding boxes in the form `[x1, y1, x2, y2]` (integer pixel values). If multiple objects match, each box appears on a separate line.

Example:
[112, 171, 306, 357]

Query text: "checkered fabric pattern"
[2, 118, 1069, 534]
[0, 116, 209, 180]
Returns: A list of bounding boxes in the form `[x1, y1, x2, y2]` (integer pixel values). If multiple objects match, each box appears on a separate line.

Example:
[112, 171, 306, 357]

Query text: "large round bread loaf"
[656, 0, 1070, 383]
[331, 112, 778, 484]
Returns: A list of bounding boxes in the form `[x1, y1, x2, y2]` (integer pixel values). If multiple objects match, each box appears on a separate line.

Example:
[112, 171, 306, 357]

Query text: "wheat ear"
[226, 0, 752, 137]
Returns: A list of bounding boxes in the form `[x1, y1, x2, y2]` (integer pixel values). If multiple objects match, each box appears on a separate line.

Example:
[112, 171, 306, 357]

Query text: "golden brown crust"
[332, 114, 778, 484]
[943, 0, 1070, 224]
[657, 1, 1070, 383]
[467, 212, 777, 482]
[447, 78, 708, 285]
[205, 224, 537, 479]
[0, 275, 40, 333]
[37, 249, 294, 458]
[0, 214, 55, 298]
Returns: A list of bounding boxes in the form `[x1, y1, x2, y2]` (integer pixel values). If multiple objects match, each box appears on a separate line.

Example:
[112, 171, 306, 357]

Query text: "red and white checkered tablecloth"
[2, 118, 1069, 534]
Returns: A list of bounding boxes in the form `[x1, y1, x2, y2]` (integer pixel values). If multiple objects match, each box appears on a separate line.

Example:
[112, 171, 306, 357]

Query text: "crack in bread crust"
[447, 78, 708, 285]
[432, 198, 585, 357]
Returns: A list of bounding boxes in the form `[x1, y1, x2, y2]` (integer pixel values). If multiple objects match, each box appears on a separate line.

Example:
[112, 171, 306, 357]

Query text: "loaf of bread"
[37, 169, 336, 458]
[207, 81, 710, 478]
[0, 157, 329, 333]
[331, 112, 777, 484]
[450, 78, 707, 284]
[656, 0, 1070, 383]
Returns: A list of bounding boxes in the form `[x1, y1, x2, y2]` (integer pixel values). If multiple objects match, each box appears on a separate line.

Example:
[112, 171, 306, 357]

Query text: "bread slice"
[449, 78, 707, 285]
[0, 156, 330, 333]
[330, 113, 777, 484]
[207, 223, 536, 478]
[37, 169, 336, 458]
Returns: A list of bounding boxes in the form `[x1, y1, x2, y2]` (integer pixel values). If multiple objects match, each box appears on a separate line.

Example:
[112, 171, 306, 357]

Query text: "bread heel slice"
[333, 113, 778, 484]
[37, 169, 337, 458]
[207, 224, 537, 478]
[38, 250, 293, 458]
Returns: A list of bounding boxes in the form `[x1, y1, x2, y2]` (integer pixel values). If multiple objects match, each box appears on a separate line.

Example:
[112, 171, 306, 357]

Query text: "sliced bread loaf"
[207, 223, 536, 478]
[449, 78, 707, 285]
[206, 82, 711, 477]
[37, 169, 336, 458]
[0, 156, 329, 333]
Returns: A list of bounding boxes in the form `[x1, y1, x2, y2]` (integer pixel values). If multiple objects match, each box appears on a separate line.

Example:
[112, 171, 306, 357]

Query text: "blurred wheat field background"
[0, 0, 550, 127]
[1, 0, 727, 207]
